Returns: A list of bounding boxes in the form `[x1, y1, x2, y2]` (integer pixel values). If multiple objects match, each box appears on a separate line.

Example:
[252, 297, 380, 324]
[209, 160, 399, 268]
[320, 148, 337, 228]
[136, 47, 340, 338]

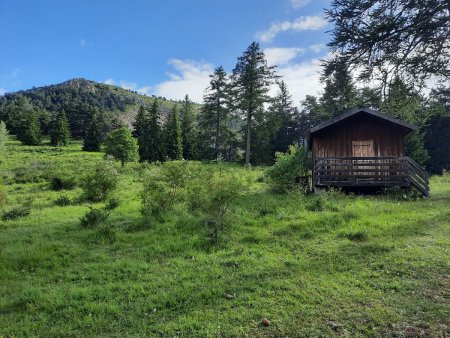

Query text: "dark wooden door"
[352, 140, 375, 176]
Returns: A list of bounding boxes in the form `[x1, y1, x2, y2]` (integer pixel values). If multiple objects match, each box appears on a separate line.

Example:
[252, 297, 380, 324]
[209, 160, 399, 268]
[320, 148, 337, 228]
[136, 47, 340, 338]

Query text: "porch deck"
[314, 156, 429, 196]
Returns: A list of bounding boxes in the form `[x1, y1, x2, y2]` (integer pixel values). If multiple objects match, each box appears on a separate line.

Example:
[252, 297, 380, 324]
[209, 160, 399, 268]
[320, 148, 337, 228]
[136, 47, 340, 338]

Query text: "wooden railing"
[314, 156, 429, 196]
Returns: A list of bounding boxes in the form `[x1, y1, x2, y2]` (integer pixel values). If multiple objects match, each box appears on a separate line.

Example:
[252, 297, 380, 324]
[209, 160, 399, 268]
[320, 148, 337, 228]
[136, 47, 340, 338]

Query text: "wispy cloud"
[0, 88, 6, 96]
[289, 0, 311, 9]
[119, 81, 137, 91]
[309, 43, 326, 53]
[103, 78, 115, 85]
[264, 47, 305, 66]
[257, 15, 327, 43]
[153, 59, 214, 103]
[137, 86, 152, 95]
[80, 39, 86, 48]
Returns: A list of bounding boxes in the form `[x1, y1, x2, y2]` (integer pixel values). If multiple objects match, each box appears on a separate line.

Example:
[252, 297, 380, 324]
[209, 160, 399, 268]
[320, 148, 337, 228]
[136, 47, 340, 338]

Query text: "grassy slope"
[0, 141, 448, 337]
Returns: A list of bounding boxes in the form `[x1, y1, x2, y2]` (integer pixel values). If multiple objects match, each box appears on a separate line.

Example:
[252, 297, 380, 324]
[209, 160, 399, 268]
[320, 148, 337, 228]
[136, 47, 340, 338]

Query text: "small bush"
[105, 198, 120, 211]
[49, 173, 77, 191]
[1, 200, 32, 221]
[265, 145, 312, 193]
[54, 195, 70, 206]
[94, 223, 116, 243]
[80, 207, 110, 228]
[338, 231, 368, 242]
[81, 159, 118, 202]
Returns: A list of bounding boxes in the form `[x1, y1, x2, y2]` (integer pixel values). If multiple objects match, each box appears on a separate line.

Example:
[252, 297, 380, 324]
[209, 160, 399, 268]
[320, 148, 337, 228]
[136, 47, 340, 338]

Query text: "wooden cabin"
[308, 107, 429, 196]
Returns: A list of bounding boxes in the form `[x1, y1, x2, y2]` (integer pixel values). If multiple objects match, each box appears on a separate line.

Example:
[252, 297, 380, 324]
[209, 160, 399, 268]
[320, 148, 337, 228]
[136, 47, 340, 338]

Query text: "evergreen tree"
[50, 110, 71, 146]
[104, 127, 138, 166]
[164, 105, 183, 160]
[320, 57, 357, 117]
[198, 66, 231, 160]
[268, 81, 298, 156]
[298, 95, 324, 146]
[19, 113, 42, 146]
[83, 110, 106, 152]
[424, 86, 450, 174]
[0, 120, 9, 152]
[140, 100, 165, 162]
[382, 78, 429, 165]
[133, 105, 147, 139]
[230, 42, 278, 165]
[180, 95, 196, 160]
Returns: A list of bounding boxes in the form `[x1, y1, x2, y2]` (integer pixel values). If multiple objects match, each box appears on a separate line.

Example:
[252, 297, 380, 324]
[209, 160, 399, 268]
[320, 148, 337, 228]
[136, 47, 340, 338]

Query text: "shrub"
[265, 145, 312, 193]
[49, 172, 77, 191]
[1, 200, 32, 221]
[338, 231, 368, 242]
[105, 198, 120, 211]
[54, 195, 70, 206]
[80, 207, 110, 228]
[94, 223, 116, 243]
[81, 159, 118, 202]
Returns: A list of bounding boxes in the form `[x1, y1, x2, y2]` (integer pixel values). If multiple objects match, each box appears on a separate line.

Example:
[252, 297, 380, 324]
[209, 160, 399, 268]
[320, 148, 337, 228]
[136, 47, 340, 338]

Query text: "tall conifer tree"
[180, 95, 196, 160]
[140, 100, 165, 162]
[83, 110, 106, 152]
[50, 110, 71, 146]
[165, 105, 183, 160]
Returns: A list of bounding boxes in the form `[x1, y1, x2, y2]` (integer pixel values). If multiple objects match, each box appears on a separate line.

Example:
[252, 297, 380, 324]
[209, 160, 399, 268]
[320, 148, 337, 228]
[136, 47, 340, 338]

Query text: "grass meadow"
[0, 140, 449, 337]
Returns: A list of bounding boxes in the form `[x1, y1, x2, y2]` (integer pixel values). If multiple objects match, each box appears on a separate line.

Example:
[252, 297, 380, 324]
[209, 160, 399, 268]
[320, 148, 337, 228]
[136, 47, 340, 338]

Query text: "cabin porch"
[313, 156, 429, 197]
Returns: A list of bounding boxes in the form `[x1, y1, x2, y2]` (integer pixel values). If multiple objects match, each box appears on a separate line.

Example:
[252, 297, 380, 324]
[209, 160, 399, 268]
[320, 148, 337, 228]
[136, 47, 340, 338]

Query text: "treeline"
[1, 42, 449, 173]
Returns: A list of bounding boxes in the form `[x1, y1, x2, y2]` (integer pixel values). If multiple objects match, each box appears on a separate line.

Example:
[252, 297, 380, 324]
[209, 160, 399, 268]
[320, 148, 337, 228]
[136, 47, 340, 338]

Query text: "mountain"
[0, 78, 193, 138]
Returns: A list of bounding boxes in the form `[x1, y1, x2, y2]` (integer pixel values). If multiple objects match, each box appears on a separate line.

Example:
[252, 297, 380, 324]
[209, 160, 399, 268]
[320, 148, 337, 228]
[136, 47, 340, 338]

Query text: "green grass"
[0, 140, 449, 337]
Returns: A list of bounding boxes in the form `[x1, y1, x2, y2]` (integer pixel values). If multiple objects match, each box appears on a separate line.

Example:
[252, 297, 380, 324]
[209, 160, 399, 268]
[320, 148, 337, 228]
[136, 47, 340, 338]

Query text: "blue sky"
[0, 0, 331, 103]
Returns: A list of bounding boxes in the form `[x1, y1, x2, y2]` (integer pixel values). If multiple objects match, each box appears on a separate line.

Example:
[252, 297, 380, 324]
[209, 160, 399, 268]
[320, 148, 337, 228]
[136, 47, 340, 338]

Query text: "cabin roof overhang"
[308, 107, 418, 150]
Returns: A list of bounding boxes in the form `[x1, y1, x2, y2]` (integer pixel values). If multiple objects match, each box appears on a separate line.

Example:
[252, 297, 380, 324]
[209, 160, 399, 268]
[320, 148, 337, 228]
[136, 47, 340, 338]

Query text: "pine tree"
[320, 57, 357, 117]
[140, 100, 165, 162]
[83, 110, 106, 152]
[198, 66, 230, 160]
[20, 113, 42, 146]
[230, 42, 278, 165]
[180, 95, 197, 160]
[50, 110, 71, 146]
[0, 120, 9, 152]
[268, 81, 298, 155]
[133, 105, 147, 139]
[164, 105, 183, 160]
[104, 127, 138, 166]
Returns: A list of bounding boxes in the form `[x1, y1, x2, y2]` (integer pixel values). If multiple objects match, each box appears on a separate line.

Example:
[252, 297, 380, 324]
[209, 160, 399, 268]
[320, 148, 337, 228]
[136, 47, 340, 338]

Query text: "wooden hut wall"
[312, 114, 405, 158]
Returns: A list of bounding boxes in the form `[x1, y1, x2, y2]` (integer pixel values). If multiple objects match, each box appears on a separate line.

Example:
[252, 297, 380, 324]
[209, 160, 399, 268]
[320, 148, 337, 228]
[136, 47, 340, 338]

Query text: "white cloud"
[153, 59, 214, 103]
[290, 0, 311, 9]
[137, 86, 152, 95]
[80, 39, 86, 48]
[264, 47, 305, 66]
[119, 81, 138, 91]
[0, 88, 6, 96]
[257, 15, 328, 43]
[309, 43, 326, 53]
[273, 57, 325, 106]
[103, 78, 115, 85]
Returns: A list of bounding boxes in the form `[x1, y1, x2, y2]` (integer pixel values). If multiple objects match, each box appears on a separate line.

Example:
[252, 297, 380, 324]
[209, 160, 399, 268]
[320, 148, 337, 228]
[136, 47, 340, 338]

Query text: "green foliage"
[54, 194, 71, 206]
[164, 105, 183, 160]
[82, 110, 107, 152]
[50, 110, 71, 146]
[231, 42, 278, 165]
[104, 127, 138, 166]
[80, 207, 110, 228]
[81, 159, 118, 202]
[49, 172, 77, 191]
[0, 120, 9, 152]
[105, 197, 120, 211]
[1, 199, 32, 221]
[265, 145, 312, 192]
[17, 113, 42, 146]
[139, 100, 166, 163]
[180, 95, 197, 160]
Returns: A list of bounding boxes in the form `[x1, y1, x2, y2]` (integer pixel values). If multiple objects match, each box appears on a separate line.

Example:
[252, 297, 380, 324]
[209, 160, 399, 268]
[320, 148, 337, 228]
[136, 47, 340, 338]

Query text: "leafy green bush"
[141, 161, 206, 221]
[265, 145, 312, 193]
[94, 223, 116, 243]
[49, 172, 77, 191]
[80, 207, 110, 228]
[81, 159, 118, 202]
[105, 198, 120, 211]
[54, 194, 70, 206]
[1, 200, 32, 221]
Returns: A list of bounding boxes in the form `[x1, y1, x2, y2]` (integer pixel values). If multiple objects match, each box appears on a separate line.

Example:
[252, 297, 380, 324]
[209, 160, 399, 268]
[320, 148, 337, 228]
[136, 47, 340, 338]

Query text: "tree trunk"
[246, 111, 251, 165]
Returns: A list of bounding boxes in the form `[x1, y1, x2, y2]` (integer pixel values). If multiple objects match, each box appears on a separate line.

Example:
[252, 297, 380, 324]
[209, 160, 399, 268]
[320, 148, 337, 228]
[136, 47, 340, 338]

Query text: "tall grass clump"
[81, 159, 118, 202]
[49, 170, 77, 191]
[265, 145, 312, 193]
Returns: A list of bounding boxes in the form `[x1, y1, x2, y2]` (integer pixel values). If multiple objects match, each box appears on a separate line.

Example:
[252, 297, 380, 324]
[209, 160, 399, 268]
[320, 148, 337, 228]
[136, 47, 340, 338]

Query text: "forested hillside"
[0, 78, 183, 138]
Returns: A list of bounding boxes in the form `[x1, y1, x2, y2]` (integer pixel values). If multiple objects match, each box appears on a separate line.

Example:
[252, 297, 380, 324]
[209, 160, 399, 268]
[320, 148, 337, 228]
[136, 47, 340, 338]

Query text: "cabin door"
[352, 140, 375, 176]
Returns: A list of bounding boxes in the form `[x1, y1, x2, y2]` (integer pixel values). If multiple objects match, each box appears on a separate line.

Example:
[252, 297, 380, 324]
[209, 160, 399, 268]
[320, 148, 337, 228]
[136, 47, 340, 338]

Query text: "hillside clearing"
[0, 141, 449, 337]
